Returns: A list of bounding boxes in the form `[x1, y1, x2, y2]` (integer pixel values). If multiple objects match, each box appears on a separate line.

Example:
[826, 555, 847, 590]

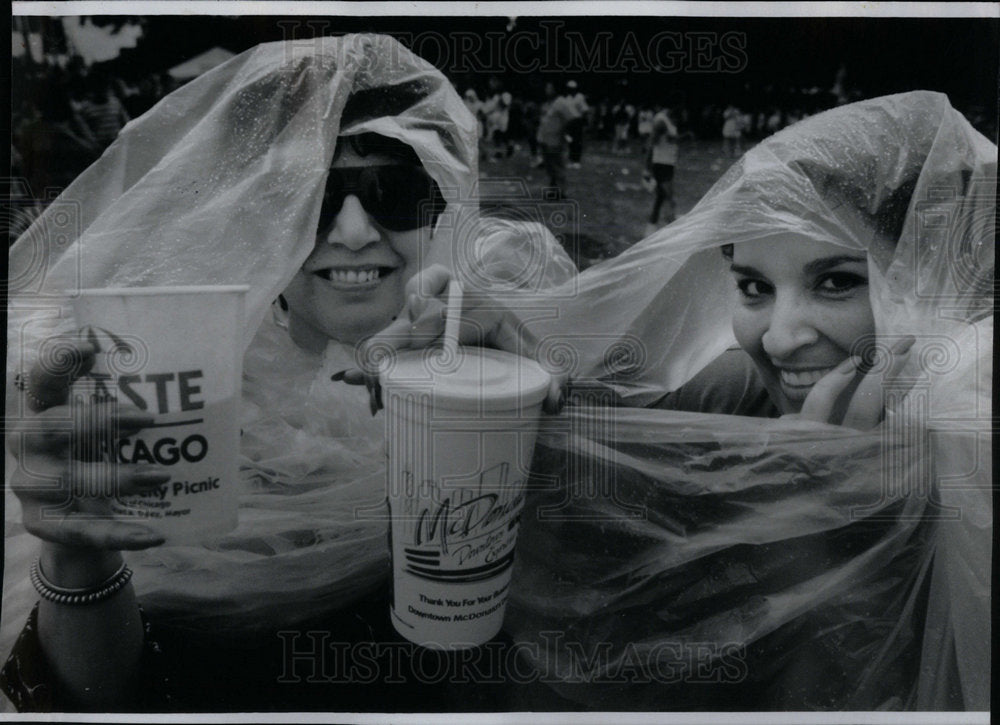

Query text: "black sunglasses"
[318, 165, 446, 232]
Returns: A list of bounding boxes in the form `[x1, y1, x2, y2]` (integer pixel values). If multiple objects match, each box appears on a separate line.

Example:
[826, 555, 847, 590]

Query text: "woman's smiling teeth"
[316, 267, 388, 284]
[778, 367, 835, 388]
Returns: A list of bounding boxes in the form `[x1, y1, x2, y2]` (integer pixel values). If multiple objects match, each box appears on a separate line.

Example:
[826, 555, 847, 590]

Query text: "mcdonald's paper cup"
[380, 347, 551, 648]
[69, 286, 247, 543]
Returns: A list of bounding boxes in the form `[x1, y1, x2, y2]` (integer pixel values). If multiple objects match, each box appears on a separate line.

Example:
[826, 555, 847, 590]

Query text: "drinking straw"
[442, 279, 463, 361]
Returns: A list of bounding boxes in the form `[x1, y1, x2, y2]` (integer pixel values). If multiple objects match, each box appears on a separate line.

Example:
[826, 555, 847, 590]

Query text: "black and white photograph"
[3, 2, 996, 721]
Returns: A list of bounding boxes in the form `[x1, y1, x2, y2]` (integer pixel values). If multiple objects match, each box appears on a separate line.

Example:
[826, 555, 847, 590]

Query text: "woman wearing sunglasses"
[281, 133, 448, 351]
[3, 35, 574, 711]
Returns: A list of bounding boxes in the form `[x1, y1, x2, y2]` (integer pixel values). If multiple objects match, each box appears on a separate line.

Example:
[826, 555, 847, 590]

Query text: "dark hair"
[337, 132, 422, 166]
[339, 81, 429, 127]
[802, 166, 916, 246]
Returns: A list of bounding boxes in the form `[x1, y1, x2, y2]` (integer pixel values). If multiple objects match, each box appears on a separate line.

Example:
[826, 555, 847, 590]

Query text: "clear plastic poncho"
[4, 34, 575, 655]
[504, 92, 994, 710]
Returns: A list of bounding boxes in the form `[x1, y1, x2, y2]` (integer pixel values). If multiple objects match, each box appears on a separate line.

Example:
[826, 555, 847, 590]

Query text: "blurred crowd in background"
[462, 76, 863, 161]
[9, 15, 998, 247]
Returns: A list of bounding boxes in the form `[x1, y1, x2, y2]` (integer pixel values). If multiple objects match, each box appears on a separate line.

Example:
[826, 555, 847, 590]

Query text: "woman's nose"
[320, 195, 381, 250]
[761, 296, 820, 360]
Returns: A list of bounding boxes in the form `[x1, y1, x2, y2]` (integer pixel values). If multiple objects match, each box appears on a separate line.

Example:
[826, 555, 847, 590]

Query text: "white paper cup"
[380, 347, 551, 648]
[68, 286, 247, 543]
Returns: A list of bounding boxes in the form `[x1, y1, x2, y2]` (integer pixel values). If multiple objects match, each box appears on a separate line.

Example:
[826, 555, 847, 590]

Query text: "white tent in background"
[61, 17, 143, 65]
[168, 47, 236, 81]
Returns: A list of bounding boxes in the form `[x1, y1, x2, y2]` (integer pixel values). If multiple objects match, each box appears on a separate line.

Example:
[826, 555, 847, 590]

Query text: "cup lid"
[380, 347, 551, 411]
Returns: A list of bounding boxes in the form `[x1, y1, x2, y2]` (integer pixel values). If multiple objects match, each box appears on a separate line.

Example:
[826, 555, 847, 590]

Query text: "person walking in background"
[482, 79, 514, 161]
[722, 103, 743, 157]
[645, 106, 679, 235]
[565, 80, 588, 168]
[595, 97, 611, 141]
[496, 90, 514, 158]
[611, 98, 634, 155]
[637, 106, 655, 152]
[536, 81, 580, 198]
[520, 94, 541, 166]
[463, 88, 483, 137]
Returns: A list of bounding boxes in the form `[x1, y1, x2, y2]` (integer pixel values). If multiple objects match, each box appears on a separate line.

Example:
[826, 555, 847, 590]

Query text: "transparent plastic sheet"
[8, 34, 480, 343]
[507, 409, 930, 710]
[4, 34, 575, 650]
[124, 218, 575, 640]
[520, 92, 995, 403]
[504, 92, 993, 710]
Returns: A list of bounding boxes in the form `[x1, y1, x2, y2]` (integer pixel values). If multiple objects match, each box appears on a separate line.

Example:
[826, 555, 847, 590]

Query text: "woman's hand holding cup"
[9, 336, 170, 554]
[337, 264, 567, 414]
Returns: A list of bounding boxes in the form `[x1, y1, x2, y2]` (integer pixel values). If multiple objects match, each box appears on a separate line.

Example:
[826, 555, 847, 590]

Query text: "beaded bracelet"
[14, 370, 49, 411]
[30, 559, 133, 605]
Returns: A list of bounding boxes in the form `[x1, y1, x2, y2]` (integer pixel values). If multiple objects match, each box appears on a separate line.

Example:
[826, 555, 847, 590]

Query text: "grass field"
[478, 137, 745, 269]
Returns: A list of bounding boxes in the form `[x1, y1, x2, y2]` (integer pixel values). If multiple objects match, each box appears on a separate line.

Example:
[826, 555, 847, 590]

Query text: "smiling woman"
[3, 34, 576, 711]
[726, 237, 876, 415]
[282, 135, 446, 349]
[502, 91, 994, 710]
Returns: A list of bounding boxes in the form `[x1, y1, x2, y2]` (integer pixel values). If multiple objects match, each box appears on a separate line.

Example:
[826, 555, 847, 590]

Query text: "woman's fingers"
[798, 356, 863, 423]
[68, 464, 173, 499]
[335, 263, 526, 413]
[9, 393, 169, 551]
[15, 463, 170, 550]
[457, 304, 503, 347]
[364, 375, 379, 416]
[798, 335, 916, 429]
[841, 336, 915, 430]
[334, 369, 367, 386]
[357, 281, 452, 365]
[22, 504, 165, 550]
[24, 338, 96, 412]
[11, 463, 171, 504]
[10, 336, 172, 551]
[14, 403, 155, 457]
[408, 264, 452, 300]
[370, 315, 422, 358]
[542, 372, 569, 415]
[15, 464, 170, 549]
[408, 296, 448, 345]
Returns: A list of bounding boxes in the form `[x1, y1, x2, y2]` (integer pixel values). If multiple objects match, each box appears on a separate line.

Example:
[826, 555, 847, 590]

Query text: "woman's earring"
[272, 295, 290, 330]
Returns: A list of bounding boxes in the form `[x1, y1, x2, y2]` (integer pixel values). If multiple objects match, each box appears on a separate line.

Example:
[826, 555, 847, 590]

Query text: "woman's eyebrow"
[729, 263, 763, 277]
[804, 255, 867, 275]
